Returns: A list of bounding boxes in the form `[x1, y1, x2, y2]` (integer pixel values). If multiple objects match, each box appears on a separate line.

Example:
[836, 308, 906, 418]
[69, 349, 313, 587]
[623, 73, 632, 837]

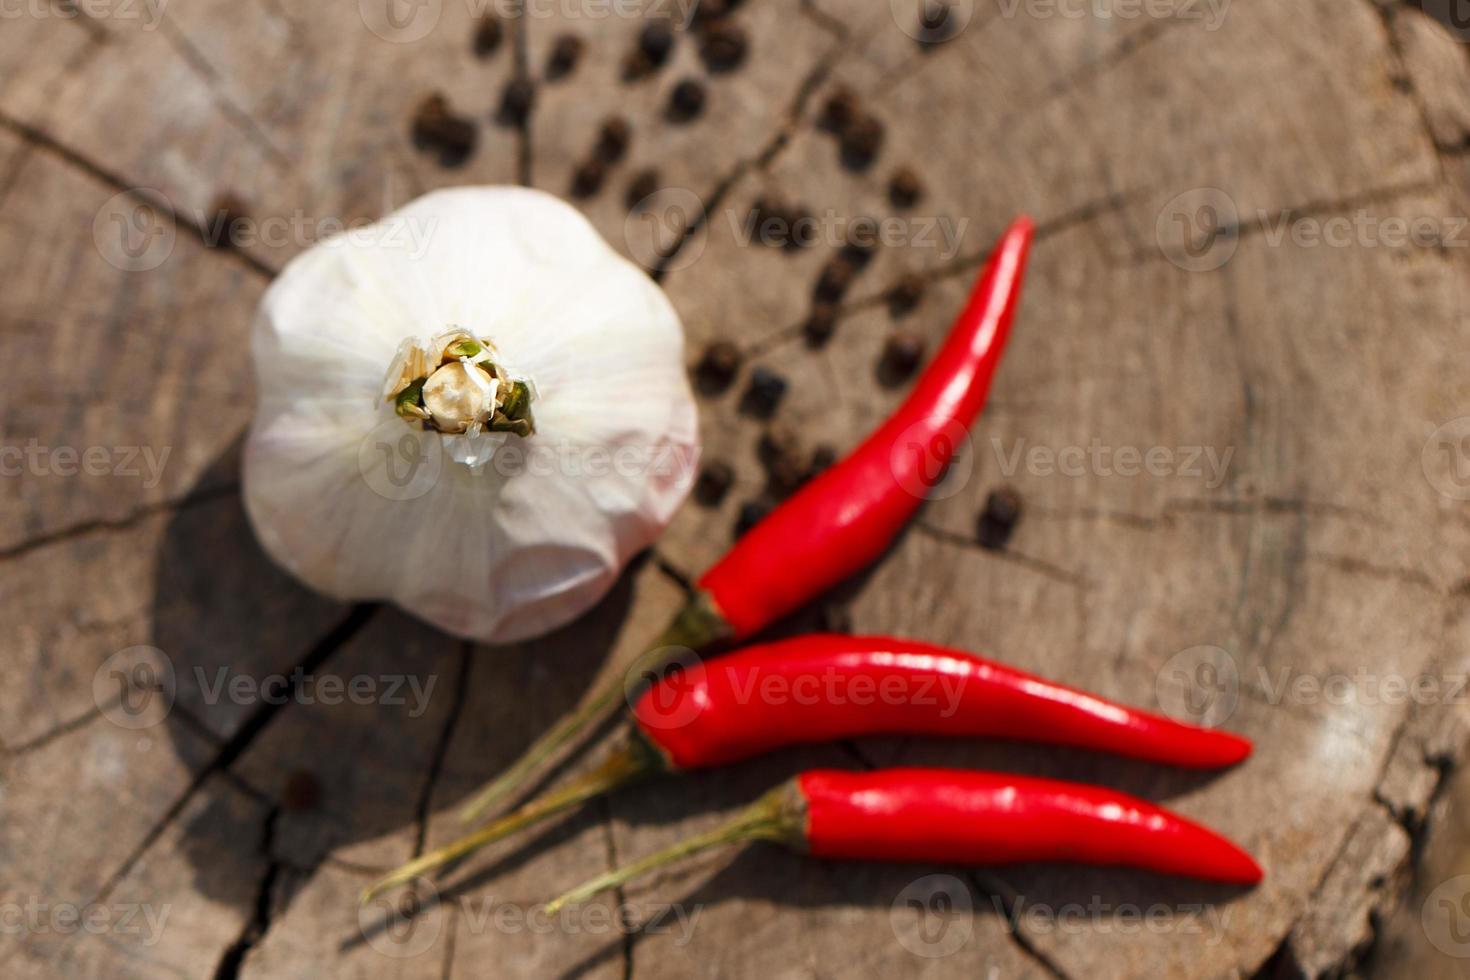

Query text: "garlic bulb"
[243, 187, 699, 643]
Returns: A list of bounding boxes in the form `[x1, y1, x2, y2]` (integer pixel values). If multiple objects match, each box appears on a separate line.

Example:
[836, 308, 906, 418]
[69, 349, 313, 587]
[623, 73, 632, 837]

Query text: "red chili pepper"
[699, 218, 1034, 636]
[545, 768, 1262, 913]
[637, 635, 1250, 770]
[459, 217, 1036, 823]
[365, 634, 1249, 900]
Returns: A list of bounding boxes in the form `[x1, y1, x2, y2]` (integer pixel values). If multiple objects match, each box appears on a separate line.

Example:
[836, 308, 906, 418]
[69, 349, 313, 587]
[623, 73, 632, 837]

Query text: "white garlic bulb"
[243, 187, 699, 643]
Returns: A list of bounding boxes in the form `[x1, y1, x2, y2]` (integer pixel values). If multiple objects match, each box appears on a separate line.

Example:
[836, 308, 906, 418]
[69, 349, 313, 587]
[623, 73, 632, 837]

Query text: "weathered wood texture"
[3, 1, 1470, 977]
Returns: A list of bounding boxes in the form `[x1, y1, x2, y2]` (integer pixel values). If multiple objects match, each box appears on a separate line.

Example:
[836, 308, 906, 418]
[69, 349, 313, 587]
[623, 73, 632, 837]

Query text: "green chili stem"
[542, 782, 805, 916]
[456, 592, 731, 825]
[362, 746, 650, 905]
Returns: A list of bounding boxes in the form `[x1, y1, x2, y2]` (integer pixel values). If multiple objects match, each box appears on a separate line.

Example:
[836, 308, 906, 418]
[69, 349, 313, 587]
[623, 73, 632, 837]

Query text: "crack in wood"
[914, 520, 1091, 590]
[648, 549, 695, 595]
[0, 481, 241, 564]
[2, 698, 116, 757]
[439, 900, 460, 980]
[1027, 494, 1384, 533]
[155, 15, 293, 170]
[211, 807, 282, 980]
[1265, 684, 1468, 977]
[1119, 176, 1448, 266]
[89, 604, 379, 906]
[1374, 0, 1465, 183]
[968, 870, 1074, 980]
[595, 794, 636, 980]
[742, 187, 1147, 357]
[1306, 551, 1443, 595]
[989, 6, 1196, 139]
[796, 0, 849, 40]
[413, 643, 475, 858]
[0, 111, 277, 279]
[652, 22, 857, 283]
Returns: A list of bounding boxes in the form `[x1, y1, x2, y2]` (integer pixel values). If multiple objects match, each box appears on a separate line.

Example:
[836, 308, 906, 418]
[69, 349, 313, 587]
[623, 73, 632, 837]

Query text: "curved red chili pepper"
[634, 634, 1250, 770]
[544, 767, 1261, 911]
[459, 218, 1035, 823]
[699, 217, 1035, 637]
[799, 769, 1262, 884]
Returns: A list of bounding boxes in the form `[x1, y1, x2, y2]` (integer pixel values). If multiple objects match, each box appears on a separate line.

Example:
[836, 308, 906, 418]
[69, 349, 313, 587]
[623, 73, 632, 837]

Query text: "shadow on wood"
[149, 439, 641, 905]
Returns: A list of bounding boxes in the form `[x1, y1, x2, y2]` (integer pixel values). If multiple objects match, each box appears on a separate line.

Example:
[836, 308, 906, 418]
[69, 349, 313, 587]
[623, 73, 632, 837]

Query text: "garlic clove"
[422, 361, 499, 433]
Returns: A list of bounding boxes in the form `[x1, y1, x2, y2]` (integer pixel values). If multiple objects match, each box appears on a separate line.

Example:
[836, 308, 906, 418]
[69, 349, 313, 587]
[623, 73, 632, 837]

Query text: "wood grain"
[3, 1, 1470, 977]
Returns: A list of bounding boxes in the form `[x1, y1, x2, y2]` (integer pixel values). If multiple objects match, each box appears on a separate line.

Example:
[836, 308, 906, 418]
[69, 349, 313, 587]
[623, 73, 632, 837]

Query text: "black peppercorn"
[474, 17, 503, 58]
[740, 366, 788, 418]
[888, 166, 924, 208]
[760, 423, 806, 497]
[694, 460, 735, 506]
[815, 255, 857, 303]
[623, 168, 658, 211]
[736, 498, 772, 537]
[625, 168, 661, 209]
[889, 273, 926, 316]
[667, 78, 707, 123]
[546, 34, 584, 81]
[571, 158, 606, 199]
[818, 86, 860, 135]
[639, 21, 675, 66]
[840, 115, 884, 171]
[978, 487, 1023, 550]
[699, 20, 748, 72]
[496, 78, 536, 127]
[803, 302, 839, 347]
[595, 116, 631, 163]
[879, 330, 924, 385]
[412, 93, 478, 167]
[750, 198, 809, 251]
[695, 340, 743, 393]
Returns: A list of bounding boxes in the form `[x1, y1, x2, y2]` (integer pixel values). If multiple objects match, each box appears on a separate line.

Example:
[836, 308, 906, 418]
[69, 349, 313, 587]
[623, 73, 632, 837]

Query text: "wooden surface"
[3, 1, 1470, 977]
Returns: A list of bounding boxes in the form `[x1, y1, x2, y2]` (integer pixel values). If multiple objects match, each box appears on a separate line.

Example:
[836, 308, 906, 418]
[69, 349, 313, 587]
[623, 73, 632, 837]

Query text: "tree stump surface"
[4, 1, 1470, 977]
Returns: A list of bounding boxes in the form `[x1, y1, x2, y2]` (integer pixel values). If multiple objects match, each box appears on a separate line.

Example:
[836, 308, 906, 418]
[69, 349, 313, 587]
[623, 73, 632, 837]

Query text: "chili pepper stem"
[543, 781, 807, 916]
[363, 745, 653, 905]
[457, 591, 731, 824]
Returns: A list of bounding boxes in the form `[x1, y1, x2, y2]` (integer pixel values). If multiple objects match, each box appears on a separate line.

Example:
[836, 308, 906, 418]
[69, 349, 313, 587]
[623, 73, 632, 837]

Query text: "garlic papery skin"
[243, 187, 699, 644]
